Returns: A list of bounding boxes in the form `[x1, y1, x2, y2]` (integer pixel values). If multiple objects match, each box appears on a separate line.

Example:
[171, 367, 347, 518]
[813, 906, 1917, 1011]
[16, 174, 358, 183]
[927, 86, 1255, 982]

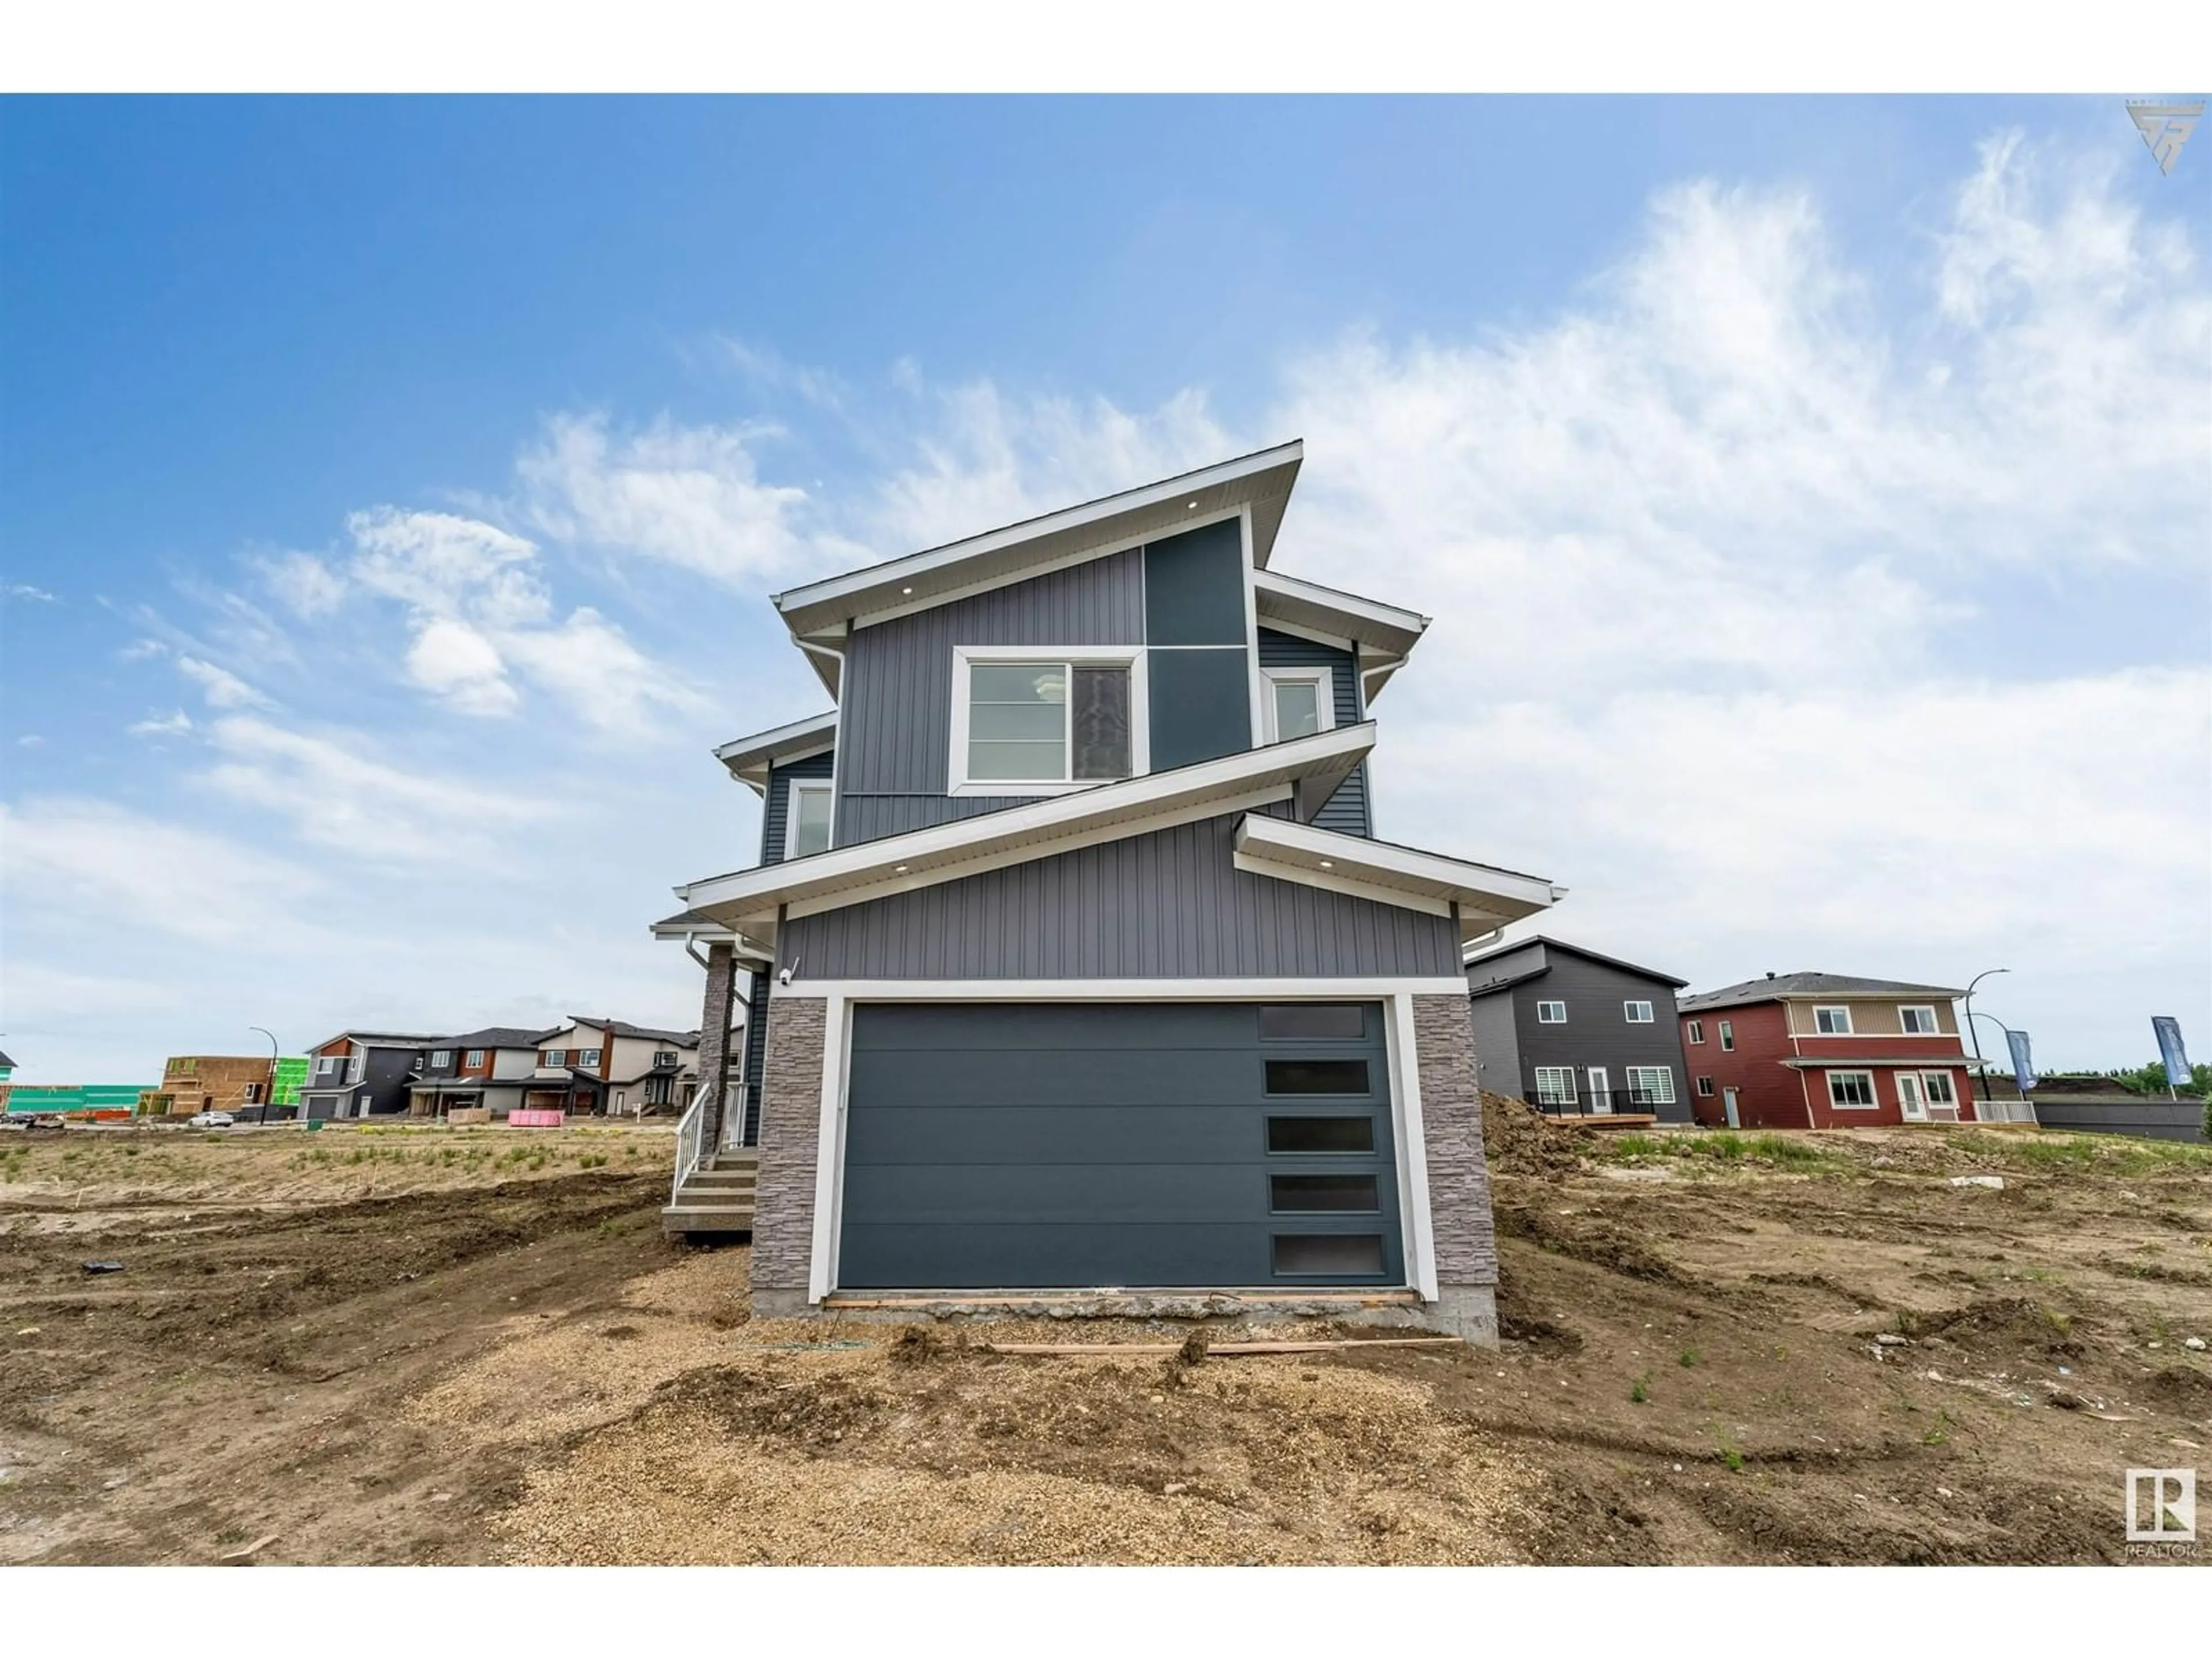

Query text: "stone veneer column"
[1412, 993, 1500, 1344]
[693, 942, 734, 1144]
[749, 994, 827, 1316]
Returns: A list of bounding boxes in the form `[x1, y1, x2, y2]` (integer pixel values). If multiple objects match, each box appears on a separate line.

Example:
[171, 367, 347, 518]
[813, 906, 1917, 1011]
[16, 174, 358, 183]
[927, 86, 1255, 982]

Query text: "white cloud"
[346, 506, 547, 626]
[119, 637, 167, 661]
[404, 617, 518, 717]
[0, 797, 324, 945]
[128, 710, 195, 738]
[176, 654, 271, 709]
[16, 734, 44, 747]
[515, 411, 844, 583]
[202, 715, 540, 866]
[258, 550, 350, 618]
[5, 582, 58, 602]
[493, 607, 704, 737]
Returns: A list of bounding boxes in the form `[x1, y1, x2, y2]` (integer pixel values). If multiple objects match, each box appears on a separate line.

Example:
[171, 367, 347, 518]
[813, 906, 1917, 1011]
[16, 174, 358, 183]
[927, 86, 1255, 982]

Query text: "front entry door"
[1587, 1066, 1610, 1114]
[1896, 1072, 1929, 1122]
[1722, 1086, 1739, 1129]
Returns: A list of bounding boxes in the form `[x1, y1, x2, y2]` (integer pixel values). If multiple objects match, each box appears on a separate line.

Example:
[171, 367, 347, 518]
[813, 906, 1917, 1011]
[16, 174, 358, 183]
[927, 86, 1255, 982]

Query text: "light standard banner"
[2005, 1029, 2036, 1094]
[2152, 1016, 2192, 1089]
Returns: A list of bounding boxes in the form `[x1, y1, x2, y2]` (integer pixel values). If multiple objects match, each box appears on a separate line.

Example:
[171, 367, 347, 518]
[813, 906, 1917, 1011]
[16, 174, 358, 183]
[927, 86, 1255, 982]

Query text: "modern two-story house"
[403, 1027, 556, 1118]
[1464, 937, 1692, 1123]
[652, 442, 1562, 1342]
[298, 1031, 443, 1120]
[1677, 972, 1979, 1129]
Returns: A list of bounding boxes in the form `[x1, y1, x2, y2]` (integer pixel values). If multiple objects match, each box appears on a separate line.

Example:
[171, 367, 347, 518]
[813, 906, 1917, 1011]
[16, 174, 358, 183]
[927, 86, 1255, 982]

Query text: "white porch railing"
[671, 1087, 712, 1204]
[719, 1084, 751, 1151]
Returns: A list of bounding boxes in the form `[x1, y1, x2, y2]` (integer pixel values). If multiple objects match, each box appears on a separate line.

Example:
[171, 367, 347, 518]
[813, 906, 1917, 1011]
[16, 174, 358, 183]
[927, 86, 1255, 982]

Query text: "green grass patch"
[1629, 1373, 1651, 1404]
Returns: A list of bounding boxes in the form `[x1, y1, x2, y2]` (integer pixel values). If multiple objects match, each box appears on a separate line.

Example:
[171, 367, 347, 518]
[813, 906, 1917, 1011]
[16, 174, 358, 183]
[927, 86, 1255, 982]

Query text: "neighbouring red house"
[1677, 972, 1980, 1129]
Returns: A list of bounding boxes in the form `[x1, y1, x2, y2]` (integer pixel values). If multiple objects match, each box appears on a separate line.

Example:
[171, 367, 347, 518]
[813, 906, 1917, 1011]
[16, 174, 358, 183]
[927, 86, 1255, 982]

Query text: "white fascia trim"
[713, 710, 839, 768]
[1230, 849, 1452, 918]
[1234, 815, 1563, 927]
[773, 975, 1475, 1002]
[677, 720, 1376, 924]
[1253, 568, 1429, 642]
[773, 442, 1302, 623]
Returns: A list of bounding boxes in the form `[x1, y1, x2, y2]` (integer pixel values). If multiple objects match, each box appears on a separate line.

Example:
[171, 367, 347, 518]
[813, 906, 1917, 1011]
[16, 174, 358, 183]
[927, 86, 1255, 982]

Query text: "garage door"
[837, 1001, 1402, 1290]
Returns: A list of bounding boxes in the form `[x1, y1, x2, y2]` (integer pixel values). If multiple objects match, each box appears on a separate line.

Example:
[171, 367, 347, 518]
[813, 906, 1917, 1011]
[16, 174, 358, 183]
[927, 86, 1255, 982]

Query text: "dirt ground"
[2, 1110, 2206, 1565]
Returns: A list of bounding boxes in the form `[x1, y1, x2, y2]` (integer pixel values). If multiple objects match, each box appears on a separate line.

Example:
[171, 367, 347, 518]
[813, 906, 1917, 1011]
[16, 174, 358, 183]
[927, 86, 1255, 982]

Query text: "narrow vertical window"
[1070, 666, 1131, 779]
[786, 780, 835, 858]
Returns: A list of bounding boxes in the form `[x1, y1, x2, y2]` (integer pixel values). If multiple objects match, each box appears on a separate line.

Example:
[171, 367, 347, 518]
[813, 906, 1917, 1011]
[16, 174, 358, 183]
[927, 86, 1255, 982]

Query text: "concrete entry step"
[661, 1200, 755, 1236]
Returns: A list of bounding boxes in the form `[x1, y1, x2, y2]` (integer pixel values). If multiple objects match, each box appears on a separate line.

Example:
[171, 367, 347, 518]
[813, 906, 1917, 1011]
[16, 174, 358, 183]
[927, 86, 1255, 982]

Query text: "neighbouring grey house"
[652, 442, 1563, 1342]
[1464, 936, 1692, 1123]
[297, 1031, 442, 1120]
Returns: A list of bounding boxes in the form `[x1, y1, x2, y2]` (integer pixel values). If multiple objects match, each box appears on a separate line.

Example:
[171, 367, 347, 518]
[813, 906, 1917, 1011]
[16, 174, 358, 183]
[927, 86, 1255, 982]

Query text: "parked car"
[188, 1110, 235, 1129]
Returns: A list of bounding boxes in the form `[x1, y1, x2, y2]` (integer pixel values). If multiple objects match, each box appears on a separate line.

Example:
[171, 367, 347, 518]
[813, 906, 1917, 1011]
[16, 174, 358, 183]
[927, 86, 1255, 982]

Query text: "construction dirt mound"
[1480, 1091, 1593, 1180]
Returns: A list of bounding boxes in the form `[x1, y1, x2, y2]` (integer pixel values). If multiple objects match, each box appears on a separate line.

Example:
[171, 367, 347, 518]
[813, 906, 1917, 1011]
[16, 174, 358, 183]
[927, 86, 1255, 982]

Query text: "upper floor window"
[579, 1048, 602, 1068]
[1813, 1005, 1854, 1035]
[315, 1056, 336, 1077]
[950, 648, 1142, 793]
[429, 1050, 451, 1069]
[1685, 1019, 1705, 1044]
[543, 1048, 566, 1068]
[785, 780, 834, 859]
[1262, 666, 1334, 744]
[1536, 1000, 1566, 1024]
[464, 1050, 486, 1068]
[1623, 1000, 1654, 1023]
[653, 1050, 679, 1069]
[1718, 1020, 1734, 1051]
[1899, 1005, 1940, 1035]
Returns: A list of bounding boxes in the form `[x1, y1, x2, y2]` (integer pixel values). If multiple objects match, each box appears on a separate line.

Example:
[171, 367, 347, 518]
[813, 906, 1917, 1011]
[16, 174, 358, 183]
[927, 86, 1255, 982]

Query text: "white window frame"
[1696, 1075, 1715, 1097]
[783, 778, 837, 861]
[1260, 665, 1335, 745]
[1623, 999, 1654, 1024]
[429, 1049, 450, 1069]
[1533, 1065, 1578, 1106]
[1813, 1005, 1854, 1035]
[1685, 1018, 1705, 1044]
[315, 1056, 335, 1077]
[1919, 1070, 1959, 1107]
[1626, 1065, 1676, 1105]
[543, 1049, 566, 1068]
[1535, 999, 1566, 1024]
[1718, 1020, 1734, 1051]
[1827, 1069, 1877, 1109]
[947, 645, 1148, 797]
[464, 1049, 486, 1069]
[1899, 1005, 1940, 1035]
[579, 1048, 602, 1069]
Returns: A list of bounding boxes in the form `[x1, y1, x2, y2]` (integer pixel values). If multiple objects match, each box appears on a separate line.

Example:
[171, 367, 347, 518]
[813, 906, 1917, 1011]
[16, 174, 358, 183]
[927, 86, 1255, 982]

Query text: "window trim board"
[946, 643, 1149, 796]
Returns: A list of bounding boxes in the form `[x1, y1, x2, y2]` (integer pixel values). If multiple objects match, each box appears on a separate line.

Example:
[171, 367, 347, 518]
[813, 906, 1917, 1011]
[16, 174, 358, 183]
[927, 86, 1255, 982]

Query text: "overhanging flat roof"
[672, 720, 1374, 945]
[771, 442, 1304, 643]
[1230, 815, 1563, 946]
[711, 710, 839, 793]
[1252, 568, 1429, 699]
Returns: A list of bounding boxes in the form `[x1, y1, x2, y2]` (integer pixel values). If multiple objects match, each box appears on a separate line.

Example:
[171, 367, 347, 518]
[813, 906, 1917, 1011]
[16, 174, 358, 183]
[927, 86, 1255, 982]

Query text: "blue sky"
[3, 95, 2207, 1081]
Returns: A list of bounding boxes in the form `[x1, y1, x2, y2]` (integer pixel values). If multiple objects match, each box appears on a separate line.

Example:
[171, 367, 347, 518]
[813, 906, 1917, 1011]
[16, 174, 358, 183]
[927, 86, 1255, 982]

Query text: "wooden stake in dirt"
[978, 1337, 1464, 1357]
[217, 1533, 280, 1565]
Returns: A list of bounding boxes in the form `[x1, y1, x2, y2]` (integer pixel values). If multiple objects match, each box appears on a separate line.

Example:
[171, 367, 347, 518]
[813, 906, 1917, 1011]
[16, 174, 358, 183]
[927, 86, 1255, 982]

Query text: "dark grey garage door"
[838, 1001, 1401, 1290]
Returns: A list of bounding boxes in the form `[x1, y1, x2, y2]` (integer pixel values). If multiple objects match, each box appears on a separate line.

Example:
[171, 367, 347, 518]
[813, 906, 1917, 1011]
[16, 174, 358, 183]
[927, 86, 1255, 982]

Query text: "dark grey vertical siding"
[761, 749, 836, 865]
[1466, 990, 1523, 1100]
[778, 809, 1458, 979]
[740, 967, 770, 1142]
[1257, 627, 1370, 837]
[1486, 945, 1694, 1122]
[834, 548, 1145, 848]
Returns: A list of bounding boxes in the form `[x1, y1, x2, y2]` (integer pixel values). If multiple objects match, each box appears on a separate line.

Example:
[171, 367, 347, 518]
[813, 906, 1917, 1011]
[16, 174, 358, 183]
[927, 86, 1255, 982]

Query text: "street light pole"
[1961, 969, 2009, 1117]
[248, 1027, 279, 1126]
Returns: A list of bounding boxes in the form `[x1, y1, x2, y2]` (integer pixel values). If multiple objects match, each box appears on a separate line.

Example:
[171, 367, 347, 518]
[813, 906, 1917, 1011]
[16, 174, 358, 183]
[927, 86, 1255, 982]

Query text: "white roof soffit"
[711, 710, 839, 792]
[771, 441, 1304, 641]
[1232, 814, 1563, 943]
[646, 909, 775, 960]
[1252, 568, 1429, 698]
[675, 719, 1374, 941]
